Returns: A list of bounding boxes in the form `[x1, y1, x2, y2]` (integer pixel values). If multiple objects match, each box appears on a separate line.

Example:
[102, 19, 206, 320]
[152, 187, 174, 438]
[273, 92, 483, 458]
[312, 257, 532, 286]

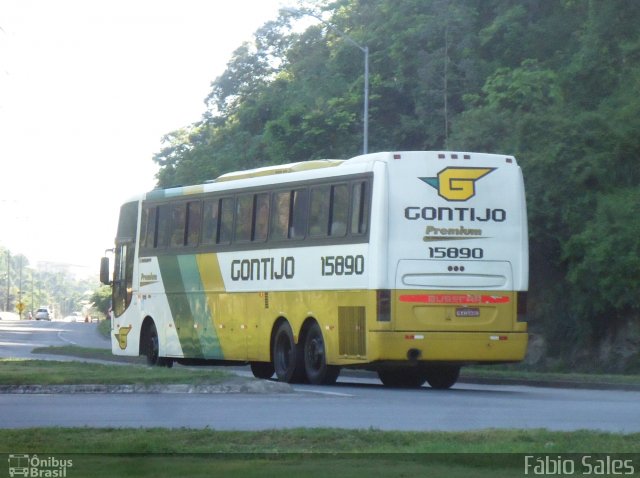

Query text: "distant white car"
[62, 312, 85, 322]
[35, 308, 52, 321]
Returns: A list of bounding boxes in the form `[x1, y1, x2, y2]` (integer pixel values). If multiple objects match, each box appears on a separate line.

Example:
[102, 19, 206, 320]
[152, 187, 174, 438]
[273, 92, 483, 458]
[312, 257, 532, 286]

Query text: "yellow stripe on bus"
[197, 253, 226, 292]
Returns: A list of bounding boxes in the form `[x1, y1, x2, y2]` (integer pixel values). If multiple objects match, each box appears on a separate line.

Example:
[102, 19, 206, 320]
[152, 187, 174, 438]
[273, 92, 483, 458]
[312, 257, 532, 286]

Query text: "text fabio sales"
[524, 455, 635, 475]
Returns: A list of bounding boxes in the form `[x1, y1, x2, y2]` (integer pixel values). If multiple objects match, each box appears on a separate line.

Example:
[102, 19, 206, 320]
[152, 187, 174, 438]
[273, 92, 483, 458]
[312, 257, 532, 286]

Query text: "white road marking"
[294, 388, 354, 397]
[57, 330, 77, 345]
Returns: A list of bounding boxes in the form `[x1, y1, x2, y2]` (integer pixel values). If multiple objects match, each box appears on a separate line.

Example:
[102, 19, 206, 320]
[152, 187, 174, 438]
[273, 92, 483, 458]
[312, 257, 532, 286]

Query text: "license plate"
[455, 307, 480, 318]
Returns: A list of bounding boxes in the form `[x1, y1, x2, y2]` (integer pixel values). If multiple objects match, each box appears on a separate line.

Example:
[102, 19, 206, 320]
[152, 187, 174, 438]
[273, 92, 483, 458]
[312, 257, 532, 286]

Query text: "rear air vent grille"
[338, 306, 366, 357]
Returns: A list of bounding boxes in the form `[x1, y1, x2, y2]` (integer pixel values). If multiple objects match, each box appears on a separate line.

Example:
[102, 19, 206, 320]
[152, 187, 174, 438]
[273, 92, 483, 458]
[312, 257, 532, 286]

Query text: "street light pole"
[284, 8, 369, 154]
[18, 257, 22, 319]
[5, 251, 10, 312]
[363, 45, 369, 154]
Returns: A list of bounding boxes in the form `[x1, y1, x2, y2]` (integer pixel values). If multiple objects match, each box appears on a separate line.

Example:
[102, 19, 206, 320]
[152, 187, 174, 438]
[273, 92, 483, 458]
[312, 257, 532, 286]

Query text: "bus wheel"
[144, 322, 161, 366]
[304, 322, 340, 385]
[250, 362, 274, 379]
[272, 322, 305, 383]
[144, 322, 173, 368]
[424, 365, 460, 390]
[377, 368, 427, 388]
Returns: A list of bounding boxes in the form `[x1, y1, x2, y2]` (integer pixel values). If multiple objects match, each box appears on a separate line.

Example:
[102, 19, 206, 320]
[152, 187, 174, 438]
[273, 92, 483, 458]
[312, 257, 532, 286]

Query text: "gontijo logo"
[420, 167, 495, 201]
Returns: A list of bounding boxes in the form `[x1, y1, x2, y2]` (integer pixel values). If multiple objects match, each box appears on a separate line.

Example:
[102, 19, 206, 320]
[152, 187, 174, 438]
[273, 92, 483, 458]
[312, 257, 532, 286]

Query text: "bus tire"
[143, 321, 172, 368]
[272, 321, 305, 383]
[424, 365, 460, 389]
[250, 362, 274, 379]
[377, 368, 427, 388]
[304, 322, 340, 385]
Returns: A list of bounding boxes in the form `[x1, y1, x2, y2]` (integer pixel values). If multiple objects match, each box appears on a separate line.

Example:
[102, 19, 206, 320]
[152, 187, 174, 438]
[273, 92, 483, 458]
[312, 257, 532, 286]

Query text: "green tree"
[565, 189, 640, 322]
[91, 285, 113, 318]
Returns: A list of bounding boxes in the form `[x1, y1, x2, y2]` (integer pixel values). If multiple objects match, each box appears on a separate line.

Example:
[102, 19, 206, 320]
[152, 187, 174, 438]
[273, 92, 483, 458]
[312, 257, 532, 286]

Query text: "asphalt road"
[0, 316, 111, 360]
[2, 382, 640, 432]
[1, 318, 639, 432]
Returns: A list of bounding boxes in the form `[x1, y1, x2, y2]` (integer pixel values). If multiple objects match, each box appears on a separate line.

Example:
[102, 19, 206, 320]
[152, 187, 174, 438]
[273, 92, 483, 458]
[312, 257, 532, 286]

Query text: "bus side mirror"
[100, 257, 111, 285]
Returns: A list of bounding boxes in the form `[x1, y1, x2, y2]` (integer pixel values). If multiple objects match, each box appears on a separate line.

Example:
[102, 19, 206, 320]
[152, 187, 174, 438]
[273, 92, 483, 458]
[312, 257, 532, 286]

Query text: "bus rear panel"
[366, 151, 528, 367]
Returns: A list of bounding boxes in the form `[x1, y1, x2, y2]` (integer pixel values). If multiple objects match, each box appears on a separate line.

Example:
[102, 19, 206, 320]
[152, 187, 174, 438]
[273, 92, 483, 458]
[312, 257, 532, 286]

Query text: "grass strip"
[2, 429, 639, 478]
[2, 427, 639, 453]
[32, 345, 144, 363]
[461, 366, 640, 387]
[0, 358, 231, 386]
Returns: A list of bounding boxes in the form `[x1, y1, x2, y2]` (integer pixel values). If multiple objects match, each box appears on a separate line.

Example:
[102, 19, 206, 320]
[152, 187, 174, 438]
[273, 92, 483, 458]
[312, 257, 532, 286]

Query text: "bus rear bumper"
[368, 330, 528, 363]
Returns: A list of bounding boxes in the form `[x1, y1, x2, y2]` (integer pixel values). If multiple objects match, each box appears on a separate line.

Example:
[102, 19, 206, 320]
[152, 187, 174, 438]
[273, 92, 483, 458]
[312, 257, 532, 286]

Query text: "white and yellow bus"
[101, 151, 528, 389]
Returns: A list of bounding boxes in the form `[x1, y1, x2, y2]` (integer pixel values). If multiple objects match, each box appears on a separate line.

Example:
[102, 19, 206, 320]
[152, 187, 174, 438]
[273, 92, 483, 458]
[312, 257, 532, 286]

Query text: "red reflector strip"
[490, 335, 509, 341]
[399, 294, 510, 304]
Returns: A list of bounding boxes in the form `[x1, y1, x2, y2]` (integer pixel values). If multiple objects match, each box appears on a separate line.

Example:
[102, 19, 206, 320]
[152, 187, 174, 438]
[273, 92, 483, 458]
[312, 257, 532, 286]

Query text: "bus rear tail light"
[377, 289, 391, 322]
[517, 291, 527, 322]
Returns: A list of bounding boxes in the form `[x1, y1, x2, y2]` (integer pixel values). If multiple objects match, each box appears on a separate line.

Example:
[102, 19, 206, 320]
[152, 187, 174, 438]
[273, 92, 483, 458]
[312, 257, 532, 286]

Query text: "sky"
[0, 0, 290, 277]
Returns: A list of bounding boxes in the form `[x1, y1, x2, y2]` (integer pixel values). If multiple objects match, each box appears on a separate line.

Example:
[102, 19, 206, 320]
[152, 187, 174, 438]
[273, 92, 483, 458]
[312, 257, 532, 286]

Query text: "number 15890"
[321, 255, 365, 276]
[428, 247, 484, 259]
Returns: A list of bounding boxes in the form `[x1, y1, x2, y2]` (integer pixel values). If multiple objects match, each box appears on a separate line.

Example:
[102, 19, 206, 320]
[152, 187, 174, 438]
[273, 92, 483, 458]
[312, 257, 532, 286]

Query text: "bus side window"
[141, 206, 157, 249]
[170, 203, 187, 248]
[291, 189, 308, 239]
[235, 195, 253, 243]
[350, 181, 369, 235]
[329, 184, 349, 237]
[156, 204, 171, 248]
[253, 193, 270, 242]
[271, 191, 290, 241]
[219, 197, 234, 244]
[309, 185, 331, 237]
[202, 199, 219, 245]
[186, 201, 202, 247]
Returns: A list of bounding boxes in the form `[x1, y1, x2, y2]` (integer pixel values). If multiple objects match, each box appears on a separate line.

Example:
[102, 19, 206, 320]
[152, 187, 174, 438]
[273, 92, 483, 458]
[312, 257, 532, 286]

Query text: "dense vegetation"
[152, 0, 640, 371]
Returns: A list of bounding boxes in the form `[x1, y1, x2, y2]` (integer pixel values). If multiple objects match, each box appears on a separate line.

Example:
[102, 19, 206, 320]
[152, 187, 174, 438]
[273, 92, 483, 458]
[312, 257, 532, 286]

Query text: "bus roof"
[143, 151, 519, 202]
[214, 159, 344, 182]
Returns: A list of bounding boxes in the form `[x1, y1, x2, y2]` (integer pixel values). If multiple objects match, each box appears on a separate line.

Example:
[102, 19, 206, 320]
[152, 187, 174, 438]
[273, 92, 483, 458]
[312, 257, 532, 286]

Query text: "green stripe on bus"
[158, 255, 205, 358]
[177, 255, 223, 359]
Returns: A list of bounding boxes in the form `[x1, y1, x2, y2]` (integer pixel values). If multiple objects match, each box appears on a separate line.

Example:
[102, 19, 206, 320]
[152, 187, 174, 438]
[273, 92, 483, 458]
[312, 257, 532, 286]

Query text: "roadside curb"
[0, 379, 294, 395]
[458, 376, 640, 391]
[340, 369, 640, 391]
